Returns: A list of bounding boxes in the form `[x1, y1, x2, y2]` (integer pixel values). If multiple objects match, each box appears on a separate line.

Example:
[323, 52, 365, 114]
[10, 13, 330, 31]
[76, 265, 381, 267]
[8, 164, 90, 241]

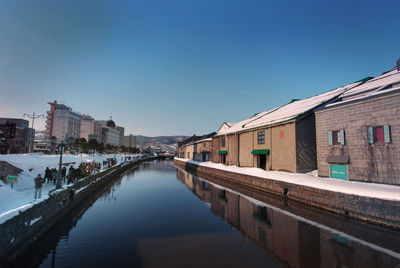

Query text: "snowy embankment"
[177, 158, 400, 202]
[0, 153, 134, 224]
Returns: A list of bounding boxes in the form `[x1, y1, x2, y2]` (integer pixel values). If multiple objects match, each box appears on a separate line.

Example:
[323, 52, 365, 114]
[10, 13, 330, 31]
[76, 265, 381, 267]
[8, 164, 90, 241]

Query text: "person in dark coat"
[62, 166, 67, 182]
[51, 168, 57, 184]
[44, 167, 51, 183]
[34, 174, 45, 199]
[67, 166, 74, 183]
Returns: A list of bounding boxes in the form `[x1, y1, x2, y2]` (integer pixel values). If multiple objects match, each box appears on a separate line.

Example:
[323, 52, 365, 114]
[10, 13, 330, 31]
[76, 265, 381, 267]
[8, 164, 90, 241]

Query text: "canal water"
[15, 160, 400, 268]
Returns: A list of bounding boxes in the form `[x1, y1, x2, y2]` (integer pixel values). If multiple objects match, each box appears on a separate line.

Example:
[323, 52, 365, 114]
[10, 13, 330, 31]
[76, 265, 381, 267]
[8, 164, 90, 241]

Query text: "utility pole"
[23, 112, 44, 153]
[57, 141, 64, 189]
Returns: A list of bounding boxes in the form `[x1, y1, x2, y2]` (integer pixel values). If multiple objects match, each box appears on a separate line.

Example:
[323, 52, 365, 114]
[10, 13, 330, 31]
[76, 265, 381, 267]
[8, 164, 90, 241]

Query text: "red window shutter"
[376, 127, 384, 142]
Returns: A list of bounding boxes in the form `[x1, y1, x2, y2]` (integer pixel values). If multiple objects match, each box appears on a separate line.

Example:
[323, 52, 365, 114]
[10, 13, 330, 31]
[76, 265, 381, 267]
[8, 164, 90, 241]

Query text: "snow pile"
[178, 158, 400, 201]
[0, 153, 132, 224]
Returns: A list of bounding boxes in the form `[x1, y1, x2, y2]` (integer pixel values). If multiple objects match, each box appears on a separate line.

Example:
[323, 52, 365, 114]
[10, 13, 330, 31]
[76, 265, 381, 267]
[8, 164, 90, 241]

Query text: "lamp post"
[56, 137, 73, 189]
[23, 112, 44, 153]
[50, 136, 57, 155]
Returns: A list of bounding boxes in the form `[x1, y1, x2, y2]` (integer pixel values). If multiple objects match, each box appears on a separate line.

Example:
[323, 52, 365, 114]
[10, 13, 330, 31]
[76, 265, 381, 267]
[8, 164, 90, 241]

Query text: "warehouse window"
[221, 137, 226, 147]
[257, 131, 265, 144]
[367, 125, 391, 143]
[328, 130, 345, 145]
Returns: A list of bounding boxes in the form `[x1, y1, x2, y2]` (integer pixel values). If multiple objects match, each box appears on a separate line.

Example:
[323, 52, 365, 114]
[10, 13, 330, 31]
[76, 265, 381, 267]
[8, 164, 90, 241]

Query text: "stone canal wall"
[174, 158, 400, 229]
[0, 158, 153, 265]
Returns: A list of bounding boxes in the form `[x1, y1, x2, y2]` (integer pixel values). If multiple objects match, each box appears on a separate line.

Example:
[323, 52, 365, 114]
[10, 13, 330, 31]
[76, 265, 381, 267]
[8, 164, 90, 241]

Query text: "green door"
[330, 164, 348, 180]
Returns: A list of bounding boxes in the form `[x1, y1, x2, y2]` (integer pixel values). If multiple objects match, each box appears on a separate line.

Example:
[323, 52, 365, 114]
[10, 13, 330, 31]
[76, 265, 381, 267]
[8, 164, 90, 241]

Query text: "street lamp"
[50, 136, 57, 154]
[23, 112, 44, 153]
[56, 137, 74, 189]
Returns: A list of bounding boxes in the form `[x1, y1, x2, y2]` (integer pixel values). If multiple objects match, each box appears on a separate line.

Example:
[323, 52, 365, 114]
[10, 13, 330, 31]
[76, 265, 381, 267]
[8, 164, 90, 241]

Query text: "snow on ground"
[177, 158, 400, 201]
[0, 153, 136, 224]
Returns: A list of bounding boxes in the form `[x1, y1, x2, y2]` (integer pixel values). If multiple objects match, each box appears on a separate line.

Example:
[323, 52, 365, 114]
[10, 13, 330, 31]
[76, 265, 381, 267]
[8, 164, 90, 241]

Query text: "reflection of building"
[318, 230, 399, 268]
[45, 101, 81, 142]
[177, 169, 212, 203]
[177, 168, 400, 268]
[0, 118, 33, 154]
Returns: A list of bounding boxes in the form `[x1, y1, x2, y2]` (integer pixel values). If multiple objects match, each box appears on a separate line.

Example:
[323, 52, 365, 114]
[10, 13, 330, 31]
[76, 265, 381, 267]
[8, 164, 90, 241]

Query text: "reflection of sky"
[37, 160, 281, 267]
[1, 0, 399, 136]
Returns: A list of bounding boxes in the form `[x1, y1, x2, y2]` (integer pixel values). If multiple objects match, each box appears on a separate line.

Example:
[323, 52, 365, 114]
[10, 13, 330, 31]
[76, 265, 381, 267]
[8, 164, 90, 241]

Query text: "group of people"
[34, 159, 119, 199]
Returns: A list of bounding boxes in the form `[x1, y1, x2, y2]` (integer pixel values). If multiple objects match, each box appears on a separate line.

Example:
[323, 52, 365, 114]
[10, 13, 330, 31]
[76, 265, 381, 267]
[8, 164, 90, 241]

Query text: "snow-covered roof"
[325, 68, 400, 108]
[182, 137, 212, 147]
[218, 82, 359, 136]
[217, 122, 234, 134]
[218, 110, 273, 136]
[193, 138, 212, 144]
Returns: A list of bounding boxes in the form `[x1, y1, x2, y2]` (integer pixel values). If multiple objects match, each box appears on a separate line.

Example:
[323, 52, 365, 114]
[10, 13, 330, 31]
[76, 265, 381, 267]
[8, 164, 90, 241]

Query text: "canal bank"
[176, 168, 400, 268]
[174, 158, 400, 229]
[0, 157, 157, 266]
[3, 160, 400, 268]
[7, 160, 284, 268]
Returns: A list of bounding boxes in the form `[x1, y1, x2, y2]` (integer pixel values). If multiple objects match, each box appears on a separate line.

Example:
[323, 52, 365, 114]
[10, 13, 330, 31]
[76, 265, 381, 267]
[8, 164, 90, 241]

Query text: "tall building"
[0, 118, 33, 154]
[116, 126, 125, 146]
[95, 118, 125, 146]
[88, 120, 103, 143]
[97, 119, 119, 146]
[45, 101, 81, 143]
[121, 134, 136, 148]
[80, 115, 95, 141]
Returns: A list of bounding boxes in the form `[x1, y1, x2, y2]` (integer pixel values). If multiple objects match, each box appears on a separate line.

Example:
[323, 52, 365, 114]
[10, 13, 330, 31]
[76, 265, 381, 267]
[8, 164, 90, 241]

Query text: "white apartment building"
[46, 101, 81, 143]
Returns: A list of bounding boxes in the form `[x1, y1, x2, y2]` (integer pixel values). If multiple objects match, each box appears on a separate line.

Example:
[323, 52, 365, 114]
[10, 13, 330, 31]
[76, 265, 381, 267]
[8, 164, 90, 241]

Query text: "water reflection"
[11, 177, 122, 268]
[176, 168, 400, 268]
[139, 160, 177, 172]
[13, 160, 283, 268]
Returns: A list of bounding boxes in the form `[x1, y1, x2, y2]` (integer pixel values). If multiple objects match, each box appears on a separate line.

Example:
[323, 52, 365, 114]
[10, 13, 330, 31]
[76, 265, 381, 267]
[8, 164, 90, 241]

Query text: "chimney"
[397, 58, 400, 71]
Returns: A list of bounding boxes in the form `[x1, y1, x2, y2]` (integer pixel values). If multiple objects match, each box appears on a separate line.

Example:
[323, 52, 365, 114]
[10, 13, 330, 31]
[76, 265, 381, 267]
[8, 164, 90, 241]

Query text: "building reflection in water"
[176, 168, 400, 268]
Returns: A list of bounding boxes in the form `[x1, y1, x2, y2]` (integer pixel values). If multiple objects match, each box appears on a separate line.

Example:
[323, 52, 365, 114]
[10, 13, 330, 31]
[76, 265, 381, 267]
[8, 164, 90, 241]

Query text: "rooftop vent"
[397, 58, 400, 71]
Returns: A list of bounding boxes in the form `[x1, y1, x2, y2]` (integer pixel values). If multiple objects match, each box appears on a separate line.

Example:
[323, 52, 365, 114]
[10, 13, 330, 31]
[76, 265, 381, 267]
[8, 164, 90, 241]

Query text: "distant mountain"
[135, 135, 188, 148]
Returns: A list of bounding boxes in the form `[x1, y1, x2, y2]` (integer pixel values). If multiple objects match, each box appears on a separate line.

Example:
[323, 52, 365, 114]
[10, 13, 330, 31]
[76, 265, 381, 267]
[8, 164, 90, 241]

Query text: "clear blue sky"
[0, 0, 399, 136]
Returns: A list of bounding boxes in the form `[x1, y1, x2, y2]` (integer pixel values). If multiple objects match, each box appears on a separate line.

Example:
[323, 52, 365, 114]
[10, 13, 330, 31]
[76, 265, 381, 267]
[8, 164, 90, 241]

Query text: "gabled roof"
[193, 137, 212, 144]
[324, 67, 400, 108]
[217, 82, 359, 136]
[217, 122, 233, 134]
[178, 132, 216, 147]
[218, 110, 273, 136]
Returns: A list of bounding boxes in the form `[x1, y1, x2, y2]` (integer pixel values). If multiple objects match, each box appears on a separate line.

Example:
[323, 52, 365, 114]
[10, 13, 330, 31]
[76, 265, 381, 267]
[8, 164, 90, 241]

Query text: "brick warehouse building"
[212, 81, 360, 173]
[177, 133, 215, 160]
[315, 61, 400, 185]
